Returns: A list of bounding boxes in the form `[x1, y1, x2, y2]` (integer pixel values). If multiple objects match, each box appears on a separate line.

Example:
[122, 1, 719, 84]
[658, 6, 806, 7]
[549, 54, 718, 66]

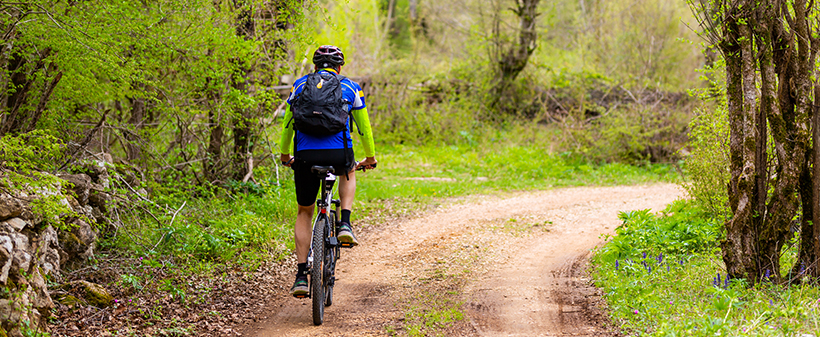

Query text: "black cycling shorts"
[293, 149, 354, 207]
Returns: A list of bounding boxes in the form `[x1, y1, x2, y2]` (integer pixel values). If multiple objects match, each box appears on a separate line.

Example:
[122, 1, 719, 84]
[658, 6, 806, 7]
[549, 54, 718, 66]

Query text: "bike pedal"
[340, 242, 354, 248]
[327, 237, 339, 246]
[294, 293, 310, 299]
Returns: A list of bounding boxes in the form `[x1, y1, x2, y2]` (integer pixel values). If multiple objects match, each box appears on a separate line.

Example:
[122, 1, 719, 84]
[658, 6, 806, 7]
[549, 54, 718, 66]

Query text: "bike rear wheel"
[311, 216, 327, 325]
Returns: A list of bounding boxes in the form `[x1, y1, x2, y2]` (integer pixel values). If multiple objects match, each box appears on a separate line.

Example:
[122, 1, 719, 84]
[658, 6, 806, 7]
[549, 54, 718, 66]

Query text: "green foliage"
[118, 274, 143, 292]
[2, 0, 322, 186]
[109, 179, 294, 263]
[0, 130, 76, 228]
[558, 101, 693, 164]
[598, 200, 721, 260]
[19, 320, 50, 337]
[683, 63, 731, 221]
[592, 201, 820, 336]
[536, 0, 701, 91]
[108, 129, 677, 272]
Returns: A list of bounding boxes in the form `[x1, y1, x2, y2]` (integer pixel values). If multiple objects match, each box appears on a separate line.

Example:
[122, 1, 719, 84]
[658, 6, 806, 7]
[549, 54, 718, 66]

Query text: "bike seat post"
[324, 172, 336, 192]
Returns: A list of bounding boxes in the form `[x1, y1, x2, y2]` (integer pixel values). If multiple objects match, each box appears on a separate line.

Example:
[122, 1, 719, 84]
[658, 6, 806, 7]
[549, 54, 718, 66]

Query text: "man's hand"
[281, 153, 293, 167]
[356, 157, 377, 171]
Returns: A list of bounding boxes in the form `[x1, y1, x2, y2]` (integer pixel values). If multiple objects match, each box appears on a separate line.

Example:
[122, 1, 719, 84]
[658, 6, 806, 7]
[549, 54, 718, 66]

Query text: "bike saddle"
[311, 165, 335, 175]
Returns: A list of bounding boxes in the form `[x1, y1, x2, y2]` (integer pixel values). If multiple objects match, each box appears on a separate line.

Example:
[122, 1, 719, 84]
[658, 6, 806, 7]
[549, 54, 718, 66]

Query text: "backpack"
[289, 71, 351, 136]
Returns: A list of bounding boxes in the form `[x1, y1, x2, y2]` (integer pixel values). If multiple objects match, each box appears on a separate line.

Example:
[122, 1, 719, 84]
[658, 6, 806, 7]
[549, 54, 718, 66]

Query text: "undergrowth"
[97, 127, 679, 306]
[592, 200, 820, 336]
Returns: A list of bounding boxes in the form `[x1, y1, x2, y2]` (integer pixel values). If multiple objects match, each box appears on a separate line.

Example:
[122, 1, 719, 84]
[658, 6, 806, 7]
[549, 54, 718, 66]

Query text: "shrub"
[681, 64, 731, 221]
[0, 130, 76, 227]
[596, 199, 721, 262]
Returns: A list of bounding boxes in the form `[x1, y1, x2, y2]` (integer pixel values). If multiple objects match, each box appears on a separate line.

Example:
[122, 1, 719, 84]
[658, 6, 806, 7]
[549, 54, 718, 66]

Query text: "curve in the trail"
[241, 183, 684, 337]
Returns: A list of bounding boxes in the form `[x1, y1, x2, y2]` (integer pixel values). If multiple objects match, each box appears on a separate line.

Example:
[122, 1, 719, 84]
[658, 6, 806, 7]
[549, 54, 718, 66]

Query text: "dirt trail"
[241, 183, 684, 336]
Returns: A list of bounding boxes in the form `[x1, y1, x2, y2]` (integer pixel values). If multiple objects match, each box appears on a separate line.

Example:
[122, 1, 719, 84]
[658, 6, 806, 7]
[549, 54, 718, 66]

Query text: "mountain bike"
[294, 163, 375, 325]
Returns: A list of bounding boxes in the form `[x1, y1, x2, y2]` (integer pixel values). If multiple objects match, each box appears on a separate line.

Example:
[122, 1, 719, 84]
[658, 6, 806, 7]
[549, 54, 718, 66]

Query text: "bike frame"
[307, 171, 340, 272]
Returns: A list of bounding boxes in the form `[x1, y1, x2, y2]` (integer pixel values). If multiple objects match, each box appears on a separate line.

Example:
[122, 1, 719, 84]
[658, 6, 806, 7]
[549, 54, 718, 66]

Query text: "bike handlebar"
[355, 162, 377, 171]
[281, 158, 377, 172]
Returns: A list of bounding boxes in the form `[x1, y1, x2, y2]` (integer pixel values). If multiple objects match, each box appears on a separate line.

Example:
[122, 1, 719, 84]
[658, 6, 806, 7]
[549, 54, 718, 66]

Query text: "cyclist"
[280, 45, 377, 297]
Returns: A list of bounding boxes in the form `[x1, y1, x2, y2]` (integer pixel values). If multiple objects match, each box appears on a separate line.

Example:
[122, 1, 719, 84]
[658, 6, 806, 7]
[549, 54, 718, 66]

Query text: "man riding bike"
[280, 45, 377, 297]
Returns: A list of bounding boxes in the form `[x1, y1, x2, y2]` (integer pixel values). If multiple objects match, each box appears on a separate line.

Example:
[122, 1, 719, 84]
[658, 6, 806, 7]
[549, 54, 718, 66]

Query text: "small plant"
[19, 319, 50, 337]
[592, 201, 820, 336]
[119, 274, 143, 292]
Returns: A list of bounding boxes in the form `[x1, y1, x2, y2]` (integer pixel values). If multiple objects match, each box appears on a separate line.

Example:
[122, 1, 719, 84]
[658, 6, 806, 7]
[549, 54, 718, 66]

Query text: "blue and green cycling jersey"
[280, 68, 375, 157]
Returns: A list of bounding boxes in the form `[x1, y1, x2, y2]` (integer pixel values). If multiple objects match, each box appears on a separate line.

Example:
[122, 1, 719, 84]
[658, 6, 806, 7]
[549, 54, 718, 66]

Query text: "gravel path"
[240, 183, 684, 336]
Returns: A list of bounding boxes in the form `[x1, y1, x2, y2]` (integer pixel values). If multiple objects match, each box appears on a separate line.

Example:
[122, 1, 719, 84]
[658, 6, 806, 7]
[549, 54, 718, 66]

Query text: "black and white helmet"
[312, 45, 345, 68]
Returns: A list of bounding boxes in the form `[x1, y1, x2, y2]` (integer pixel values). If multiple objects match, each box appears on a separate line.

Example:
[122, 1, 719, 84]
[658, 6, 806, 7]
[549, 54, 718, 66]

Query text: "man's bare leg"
[294, 204, 314, 263]
[291, 203, 314, 296]
[339, 170, 356, 210]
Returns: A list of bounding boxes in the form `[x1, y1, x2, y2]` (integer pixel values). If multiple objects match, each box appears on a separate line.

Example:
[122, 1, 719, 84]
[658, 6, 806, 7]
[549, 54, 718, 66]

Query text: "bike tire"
[325, 246, 334, 307]
[311, 215, 327, 325]
[325, 210, 337, 307]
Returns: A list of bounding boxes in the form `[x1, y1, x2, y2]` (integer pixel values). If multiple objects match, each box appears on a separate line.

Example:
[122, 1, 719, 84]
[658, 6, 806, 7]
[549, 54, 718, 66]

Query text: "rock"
[57, 174, 91, 206]
[57, 219, 96, 264]
[17, 209, 34, 225]
[66, 196, 80, 213]
[1, 219, 25, 232]
[10, 233, 31, 274]
[54, 294, 80, 308]
[0, 293, 32, 330]
[27, 269, 52, 310]
[88, 160, 111, 189]
[35, 226, 59, 276]
[0, 172, 92, 336]
[0, 195, 22, 222]
[88, 190, 112, 213]
[66, 280, 113, 308]
[0, 236, 12, 284]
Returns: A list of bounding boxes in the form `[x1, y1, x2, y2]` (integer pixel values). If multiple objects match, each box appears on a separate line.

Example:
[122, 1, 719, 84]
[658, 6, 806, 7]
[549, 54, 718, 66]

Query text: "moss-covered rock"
[58, 281, 114, 308]
[54, 294, 81, 308]
[71, 281, 112, 308]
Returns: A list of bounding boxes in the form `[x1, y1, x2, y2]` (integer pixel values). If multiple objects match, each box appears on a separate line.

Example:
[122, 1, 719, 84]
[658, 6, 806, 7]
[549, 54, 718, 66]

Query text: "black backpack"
[289, 71, 351, 136]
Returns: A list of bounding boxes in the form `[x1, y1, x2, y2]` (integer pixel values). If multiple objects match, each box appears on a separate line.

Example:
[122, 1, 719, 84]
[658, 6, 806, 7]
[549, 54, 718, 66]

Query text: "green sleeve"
[280, 104, 295, 155]
[351, 107, 376, 157]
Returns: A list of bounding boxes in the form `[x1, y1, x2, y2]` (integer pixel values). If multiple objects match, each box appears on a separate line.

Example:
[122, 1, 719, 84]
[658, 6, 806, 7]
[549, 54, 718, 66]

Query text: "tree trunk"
[1, 47, 58, 135]
[791, 0, 820, 280]
[206, 107, 224, 184]
[808, 83, 820, 278]
[490, 0, 540, 111]
[720, 6, 761, 283]
[693, 0, 820, 284]
[409, 0, 418, 22]
[232, 5, 254, 182]
[125, 97, 146, 163]
[498, 0, 540, 85]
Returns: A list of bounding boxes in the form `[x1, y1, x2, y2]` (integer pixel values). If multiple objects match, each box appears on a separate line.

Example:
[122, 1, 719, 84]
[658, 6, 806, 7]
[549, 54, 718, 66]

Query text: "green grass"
[108, 133, 678, 266]
[97, 131, 680, 315]
[404, 297, 465, 337]
[356, 142, 678, 205]
[591, 200, 820, 336]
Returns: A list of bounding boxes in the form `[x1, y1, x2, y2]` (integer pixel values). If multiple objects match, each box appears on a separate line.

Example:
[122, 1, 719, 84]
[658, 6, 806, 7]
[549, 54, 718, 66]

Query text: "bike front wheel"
[325, 211, 338, 307]
[311, 215, 327, 325]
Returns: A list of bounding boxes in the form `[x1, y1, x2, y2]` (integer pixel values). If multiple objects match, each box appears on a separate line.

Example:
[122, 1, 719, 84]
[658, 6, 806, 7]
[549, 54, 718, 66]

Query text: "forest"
[1, 0, 819, 336]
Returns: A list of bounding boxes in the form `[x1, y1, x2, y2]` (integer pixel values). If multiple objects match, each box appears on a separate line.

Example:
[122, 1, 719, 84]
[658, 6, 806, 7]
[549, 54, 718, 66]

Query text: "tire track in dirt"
[240, 183, 684, 336]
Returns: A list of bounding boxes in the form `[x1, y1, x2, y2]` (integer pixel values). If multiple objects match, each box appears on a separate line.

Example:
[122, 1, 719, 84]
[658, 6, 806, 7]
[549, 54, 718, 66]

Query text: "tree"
[690, 0, 819, 284]
[490, 0, 541, 102]
[1, 0, 314, 188]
